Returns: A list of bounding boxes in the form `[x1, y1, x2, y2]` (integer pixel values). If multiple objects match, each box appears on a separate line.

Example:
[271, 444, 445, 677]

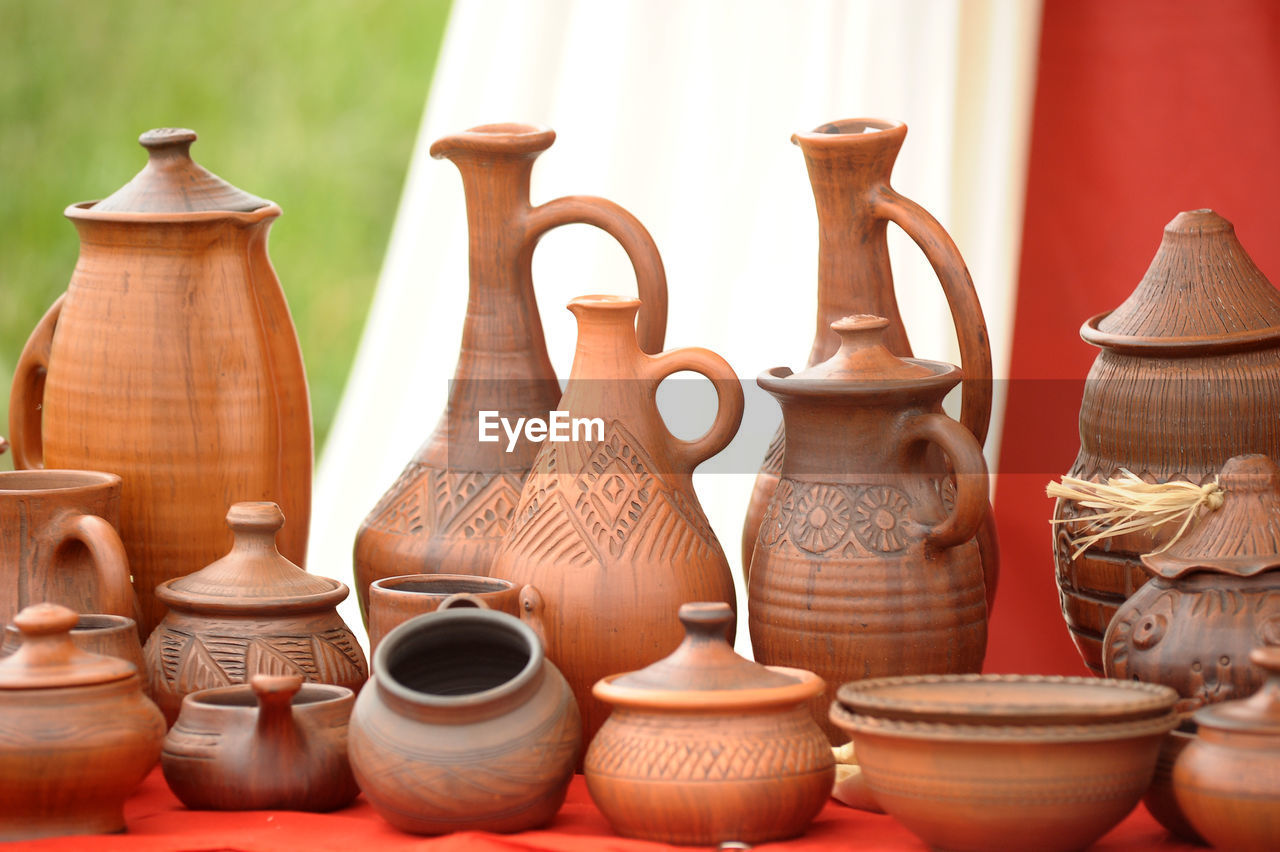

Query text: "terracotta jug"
[1055, 210, 1280, 674]
[8, 128, 312, 639]
[162, 674, 358, 812]
[749, 315, 989, 743]
[742, 119, 995, 605]
[353, 123, 668, 623]
[489, 294, 742, 747]
[144, 502, 367, 726]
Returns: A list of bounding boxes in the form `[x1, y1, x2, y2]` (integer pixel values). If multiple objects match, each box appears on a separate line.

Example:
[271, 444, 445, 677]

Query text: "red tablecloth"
[14, 767, 1203, 852]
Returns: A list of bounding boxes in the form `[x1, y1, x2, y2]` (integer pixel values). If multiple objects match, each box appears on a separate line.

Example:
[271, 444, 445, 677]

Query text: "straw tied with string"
[1047, 471, 1225, 558]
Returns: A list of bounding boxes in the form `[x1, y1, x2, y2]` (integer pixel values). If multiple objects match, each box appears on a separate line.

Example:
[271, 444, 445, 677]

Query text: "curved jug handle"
[438, 592, 490, 611]
[525, 196, 668, 354]
[50, 511, 137, 621]
[874, 189, 993, 445]
[518, 584, 548, 648]
[649, 347, 745, 473]
[9, 295, 64, 470]
[898, 413, 989, 552]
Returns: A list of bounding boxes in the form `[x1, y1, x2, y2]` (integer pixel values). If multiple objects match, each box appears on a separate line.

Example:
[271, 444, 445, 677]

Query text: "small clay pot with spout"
[749, 315, 989, 742]
[144, 502, 367, 725]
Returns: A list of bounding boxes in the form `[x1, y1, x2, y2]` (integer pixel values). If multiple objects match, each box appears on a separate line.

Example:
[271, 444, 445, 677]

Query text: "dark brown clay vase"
[8, 129, 312, 639]
[353, 123, 668, 623]
[144, 503, 367, 726]
[348, 607, 581, 834]
[367, 573, 520, 652]
[586, 602, 833, 846]
[1056, 210, 1280, 674]
[1174, 645, 1280, 852]
[742, 119, 995, 609]
[0, 603, 165, 841]
[750, 315, 989, 743]
[489, 295, 741, 749]
[162, 673, 358, 812]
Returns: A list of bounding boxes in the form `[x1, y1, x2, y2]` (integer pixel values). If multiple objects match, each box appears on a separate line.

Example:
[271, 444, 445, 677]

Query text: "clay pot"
[1106, 455, 1280, 713]
[749, 315, 989, 742]
[144, 502, 367, 726]
[8, 129, 312, 639]
[353, 123, 668, 623]
[349, 607, 581, 834]
[1055, 210, 1280, 674]
[0, 603, 165, 840]
[1143, 725, 1205, 843]
[489, 294, 741, 748]
[1175, 646, 1280, 851]
[162, 673, 358, 812]
[831, 673, 1179, 852]
[586, 602, 833, 845]
[0, 469, 136, 627]
[2, 613, 146, 683]
[367, 573, 519, 652]
[742, 119, 995, 610]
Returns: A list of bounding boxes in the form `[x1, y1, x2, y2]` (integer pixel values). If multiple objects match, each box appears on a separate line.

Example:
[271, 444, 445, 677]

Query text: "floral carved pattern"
[851, 486, 911, 553]
[755, 481, 916, 557]
[789, 485, 851, 554]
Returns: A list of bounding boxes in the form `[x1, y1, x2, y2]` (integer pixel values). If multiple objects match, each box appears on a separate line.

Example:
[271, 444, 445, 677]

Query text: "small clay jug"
[162, 673, 358, 812]
[489, 294, 742, 748]
[367, 573, 520, 652]
[1055, 210, 1280, 674]
[144, 502, 367, 726]
[586, 602, 833, 846]
[8, 129, 312, 639]
[749, 315, 989, 743]
[348, 607, 581, 834]
[1174, 645, 1280, 852]
[0, 603, 165, 841]
[742, 119, 995, 609]
[353, 123, 668, 623]
[2, 613, 146, 685]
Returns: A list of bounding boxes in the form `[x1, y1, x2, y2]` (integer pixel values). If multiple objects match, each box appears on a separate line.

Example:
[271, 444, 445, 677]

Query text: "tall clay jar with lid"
[1055, 210, 1280, 674]
[8, 128, 312, 639]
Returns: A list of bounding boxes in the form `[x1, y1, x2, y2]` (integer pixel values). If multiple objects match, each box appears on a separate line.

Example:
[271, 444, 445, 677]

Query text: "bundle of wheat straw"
[1046, 470, 1223, 559]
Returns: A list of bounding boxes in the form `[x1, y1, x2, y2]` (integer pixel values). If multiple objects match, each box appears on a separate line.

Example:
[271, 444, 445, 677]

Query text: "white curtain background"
[313, 0, 1042, 651]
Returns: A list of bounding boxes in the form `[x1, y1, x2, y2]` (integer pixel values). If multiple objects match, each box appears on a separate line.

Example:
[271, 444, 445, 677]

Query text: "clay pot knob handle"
[226, 502, 286, 537]
[9, 603, 82, 669]
[678, 601, 734, 643]
[832, 314, 890, 344]
[139, 127, 198, 159]
[250, 673, 304, 700]
[13, 602, 79, 638]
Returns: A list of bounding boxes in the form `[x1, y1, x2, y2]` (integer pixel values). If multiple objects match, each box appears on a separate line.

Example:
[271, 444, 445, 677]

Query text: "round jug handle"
[875, 188, 993, 445]
[898, 413, 989, 552]
[649, 347, 745, 472]
[9, 295, 64, 470]
[49, 510, 137, 622]
[525, 196, 668, 355]
[437, 592, 490, 611]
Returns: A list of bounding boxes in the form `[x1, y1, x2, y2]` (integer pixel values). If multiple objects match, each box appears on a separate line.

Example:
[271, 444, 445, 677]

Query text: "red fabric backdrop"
[990, 0, 1280, 674]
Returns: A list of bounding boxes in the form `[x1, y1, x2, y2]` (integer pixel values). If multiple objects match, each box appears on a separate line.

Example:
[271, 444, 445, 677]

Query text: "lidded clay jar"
[0, 603, 165, 840]
[586, 602, 834, 846]
[144, 502, 367, 725]
[1174, 646, 1280, 852]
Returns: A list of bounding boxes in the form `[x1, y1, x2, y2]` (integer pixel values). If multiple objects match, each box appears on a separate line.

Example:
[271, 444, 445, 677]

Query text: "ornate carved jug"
[489, 295, 741, 746]
[354, 124, 668, 622]
[749, 315, 989, 743]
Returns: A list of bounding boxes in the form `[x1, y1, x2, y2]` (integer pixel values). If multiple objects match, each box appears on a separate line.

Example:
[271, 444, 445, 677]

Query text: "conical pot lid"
[1143, 454, 1280, 579]
[1084, 210, 1280, 347]
[91, 128, 269, 214]
[0, 603, 135, 689]
[1195, 646, 1280, 735]
[159, 503, 343, 610]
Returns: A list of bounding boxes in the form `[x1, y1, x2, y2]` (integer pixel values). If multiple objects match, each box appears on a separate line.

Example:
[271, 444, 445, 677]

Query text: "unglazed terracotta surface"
[144, 503, 367, 726]
[742, 118, 995, 605]
[1055, 210, 1280, 674]
[367, 573, 520, 652]
[162, 674, 358, 812]
[354, 123, 668, 622]
[349, 608, 581, 834]
[489, 295, 741, 749]
[1, 613, 146, 687]
[586, 602, 833, 845]
[8, 129, 312, 639]
[0, 603, 165, 841]
[750, 316, 988, 742]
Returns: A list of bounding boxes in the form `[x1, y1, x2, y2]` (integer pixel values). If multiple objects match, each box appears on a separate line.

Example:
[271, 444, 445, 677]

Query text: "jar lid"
[1194, 646, 1280, 735]
[0, 603, 136, 689]
[156, 502, 345, 613]
[89, 128, 269, 214]
[593, 602, 823, 711]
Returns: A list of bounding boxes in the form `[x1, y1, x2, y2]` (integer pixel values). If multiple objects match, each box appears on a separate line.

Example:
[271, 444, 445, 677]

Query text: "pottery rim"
[594, 665, 822, 712]
[0, 469, 121, 494]
[179, 680, 353, 712]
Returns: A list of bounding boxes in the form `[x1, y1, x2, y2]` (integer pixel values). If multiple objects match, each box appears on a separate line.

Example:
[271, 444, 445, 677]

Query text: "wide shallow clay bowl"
[831, 674, 1178, 852]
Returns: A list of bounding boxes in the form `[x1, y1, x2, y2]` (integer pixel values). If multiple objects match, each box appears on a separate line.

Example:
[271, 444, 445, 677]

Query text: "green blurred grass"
[1, 0, 450, 469]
